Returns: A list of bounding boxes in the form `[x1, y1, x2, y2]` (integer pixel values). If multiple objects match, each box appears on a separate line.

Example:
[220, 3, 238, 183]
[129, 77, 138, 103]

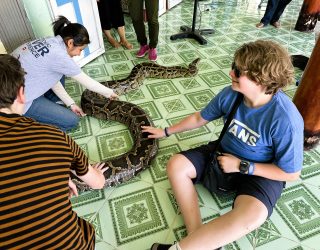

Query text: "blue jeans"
[261, 0, 292, 25]
[25, 96, 79, 132]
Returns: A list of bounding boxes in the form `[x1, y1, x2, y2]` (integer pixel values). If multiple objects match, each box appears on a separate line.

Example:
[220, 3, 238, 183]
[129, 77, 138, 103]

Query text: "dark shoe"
[150, 243, 172, 250]
[271, 21, 281, 28]
[150, 242, 222, 250]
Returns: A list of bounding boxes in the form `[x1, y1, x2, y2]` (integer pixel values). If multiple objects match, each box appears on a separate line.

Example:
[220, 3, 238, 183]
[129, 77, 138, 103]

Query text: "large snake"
[71, 58, 201, 191]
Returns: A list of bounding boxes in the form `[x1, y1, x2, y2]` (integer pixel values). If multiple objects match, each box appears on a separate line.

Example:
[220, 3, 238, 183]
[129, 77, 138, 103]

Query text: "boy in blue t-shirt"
[142, 40, 303, 250]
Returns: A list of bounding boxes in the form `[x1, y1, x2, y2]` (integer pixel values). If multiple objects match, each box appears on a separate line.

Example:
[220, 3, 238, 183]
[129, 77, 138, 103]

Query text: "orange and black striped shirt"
[0, 112, 95, 250]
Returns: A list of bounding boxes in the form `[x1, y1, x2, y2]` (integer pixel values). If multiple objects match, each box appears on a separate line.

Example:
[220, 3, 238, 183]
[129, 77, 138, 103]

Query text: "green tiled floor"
[68, 0, 320, 249]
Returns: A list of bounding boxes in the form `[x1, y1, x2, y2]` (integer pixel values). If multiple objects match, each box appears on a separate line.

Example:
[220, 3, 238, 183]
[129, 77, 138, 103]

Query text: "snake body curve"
[71, 58, 200, 191]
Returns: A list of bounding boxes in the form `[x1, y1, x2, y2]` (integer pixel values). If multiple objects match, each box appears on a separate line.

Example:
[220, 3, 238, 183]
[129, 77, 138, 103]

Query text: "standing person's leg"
[98, 0, 121, 48]
[144, 0, 159, 48]
[256, 0, 280, 28]
[270, 0, 293, 28]
[145, 0, 159, 61]
[118, 26, 133, 49]
[24, 96, 79, 131]
[128, 0, 149, 57]
[104, 30, 121, 48]
[112, 0, 133, 49]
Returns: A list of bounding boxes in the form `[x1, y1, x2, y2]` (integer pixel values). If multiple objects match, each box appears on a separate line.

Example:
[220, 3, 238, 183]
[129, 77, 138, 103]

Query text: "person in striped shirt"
[0, 54, 107, 249]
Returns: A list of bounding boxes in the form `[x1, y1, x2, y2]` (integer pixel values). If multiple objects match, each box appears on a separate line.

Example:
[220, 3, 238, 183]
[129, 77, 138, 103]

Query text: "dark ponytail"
[52, 16, 90, 46]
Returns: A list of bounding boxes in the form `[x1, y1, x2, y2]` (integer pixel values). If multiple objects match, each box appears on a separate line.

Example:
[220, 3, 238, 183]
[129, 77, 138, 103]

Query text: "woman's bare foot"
[107, 37, 121, 48]
[120, 40, 133, 50]
[103, 30, 121, 48]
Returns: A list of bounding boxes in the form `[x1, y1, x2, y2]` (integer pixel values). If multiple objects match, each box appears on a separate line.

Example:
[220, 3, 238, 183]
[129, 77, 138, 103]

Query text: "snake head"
[188, 58, 201, 75]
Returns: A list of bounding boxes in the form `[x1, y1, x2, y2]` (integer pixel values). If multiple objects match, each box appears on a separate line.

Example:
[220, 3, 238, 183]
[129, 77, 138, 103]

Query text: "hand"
[68, 178, 78, 199]
[92, 162, 109, 174]
[70, 104, 86, 117]
[141, 126, 166, 139]
[217, 153, 241, 173]
[109, 92, 118, 100]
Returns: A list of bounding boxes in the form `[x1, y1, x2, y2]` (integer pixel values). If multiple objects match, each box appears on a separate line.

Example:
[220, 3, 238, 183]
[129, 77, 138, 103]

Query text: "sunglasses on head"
[231, 62, 241, 78]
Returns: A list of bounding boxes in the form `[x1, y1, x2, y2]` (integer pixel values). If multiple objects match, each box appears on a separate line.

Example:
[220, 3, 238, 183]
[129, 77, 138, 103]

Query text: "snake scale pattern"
[71, 58, 200, 191]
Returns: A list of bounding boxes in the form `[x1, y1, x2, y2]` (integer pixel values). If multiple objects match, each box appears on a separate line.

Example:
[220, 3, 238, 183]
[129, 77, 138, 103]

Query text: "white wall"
[0, 40, 7, 53]
[22, 0, 53, 38]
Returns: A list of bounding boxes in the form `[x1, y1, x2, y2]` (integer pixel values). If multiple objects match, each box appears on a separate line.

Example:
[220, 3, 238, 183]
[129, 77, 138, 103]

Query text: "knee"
[244, 209, 267, 232]
[233, 196, 268, 232]
[166, 154, 194, 180]
[166, 155, 180, 178]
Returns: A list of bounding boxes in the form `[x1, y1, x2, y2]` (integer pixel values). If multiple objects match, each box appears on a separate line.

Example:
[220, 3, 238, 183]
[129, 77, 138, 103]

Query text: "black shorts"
[179, 141, 285, 218]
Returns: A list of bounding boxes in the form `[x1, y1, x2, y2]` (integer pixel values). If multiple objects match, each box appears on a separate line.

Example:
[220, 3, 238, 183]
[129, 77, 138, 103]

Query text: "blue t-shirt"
[201, 86, 304, 173]
[11, 36, 81, 113]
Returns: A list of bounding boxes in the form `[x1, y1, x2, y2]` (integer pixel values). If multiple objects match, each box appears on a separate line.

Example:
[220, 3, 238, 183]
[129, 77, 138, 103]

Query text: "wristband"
[164, 127, 170, 137]
[69, 103, 75, 108]
[248, 162, 255, 175]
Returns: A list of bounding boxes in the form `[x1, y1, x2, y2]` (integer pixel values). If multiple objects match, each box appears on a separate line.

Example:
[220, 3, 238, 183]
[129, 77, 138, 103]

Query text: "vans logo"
[228, 119, 260, 146]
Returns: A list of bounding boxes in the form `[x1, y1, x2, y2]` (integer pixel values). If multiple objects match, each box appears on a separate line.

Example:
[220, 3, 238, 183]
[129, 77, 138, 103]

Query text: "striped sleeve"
[65, 133, 89, 176]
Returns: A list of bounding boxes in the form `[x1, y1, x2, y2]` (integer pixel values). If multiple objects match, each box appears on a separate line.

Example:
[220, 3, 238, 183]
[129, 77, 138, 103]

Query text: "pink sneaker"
[136, 45, 149, 57]
[148, 48, 157, 61]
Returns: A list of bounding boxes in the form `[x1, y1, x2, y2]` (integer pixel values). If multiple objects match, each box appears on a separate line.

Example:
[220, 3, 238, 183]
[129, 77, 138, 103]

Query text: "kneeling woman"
[11, 16, 117, 131]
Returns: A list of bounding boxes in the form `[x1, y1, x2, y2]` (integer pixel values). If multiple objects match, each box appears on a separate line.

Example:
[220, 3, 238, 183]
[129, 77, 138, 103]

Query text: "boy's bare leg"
[167, 154, 202, 234]
[179, 195, 268, 250]
[168, 154, 268, 249]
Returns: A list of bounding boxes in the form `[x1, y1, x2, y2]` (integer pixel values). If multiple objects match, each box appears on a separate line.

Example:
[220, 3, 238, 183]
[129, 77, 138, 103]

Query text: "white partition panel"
[49, 0, 105, 67]
[167, 0, 183, 9]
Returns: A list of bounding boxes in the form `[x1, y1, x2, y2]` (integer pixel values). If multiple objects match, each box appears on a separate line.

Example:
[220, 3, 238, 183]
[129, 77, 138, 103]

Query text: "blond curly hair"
[234, 40, 294, 94]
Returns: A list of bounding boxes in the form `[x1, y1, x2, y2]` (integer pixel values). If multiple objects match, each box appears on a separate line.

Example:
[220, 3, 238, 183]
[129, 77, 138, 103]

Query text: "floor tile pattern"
[68, 0, 320, 249]
[109, 187, 168, 245]
[276, 184, 320, 241]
